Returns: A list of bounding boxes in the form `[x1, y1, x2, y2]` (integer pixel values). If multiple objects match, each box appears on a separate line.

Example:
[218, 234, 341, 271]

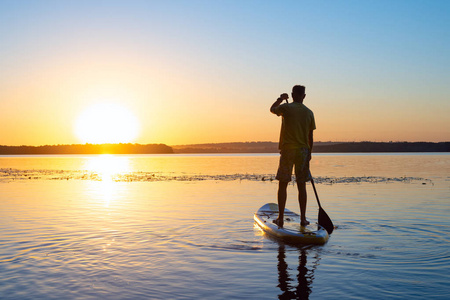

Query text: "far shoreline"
[0, 141, 449, 155]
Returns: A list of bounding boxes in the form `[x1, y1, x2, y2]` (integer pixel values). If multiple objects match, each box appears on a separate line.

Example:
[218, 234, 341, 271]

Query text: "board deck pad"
[254, 203, 329, 245]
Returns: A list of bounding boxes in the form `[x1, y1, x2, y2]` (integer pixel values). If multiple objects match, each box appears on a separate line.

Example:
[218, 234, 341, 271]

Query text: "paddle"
[309, 172, 334, 234]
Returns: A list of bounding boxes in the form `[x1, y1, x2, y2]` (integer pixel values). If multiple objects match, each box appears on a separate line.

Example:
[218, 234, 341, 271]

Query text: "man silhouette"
[270, 85, 315, 228]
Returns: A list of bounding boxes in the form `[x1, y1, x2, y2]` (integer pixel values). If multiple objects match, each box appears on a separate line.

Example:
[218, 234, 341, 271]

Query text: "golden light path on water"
[84, 155, 131, 207]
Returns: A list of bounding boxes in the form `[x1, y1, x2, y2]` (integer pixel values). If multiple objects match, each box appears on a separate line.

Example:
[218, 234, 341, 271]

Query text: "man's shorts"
[276, 148, 311, 183]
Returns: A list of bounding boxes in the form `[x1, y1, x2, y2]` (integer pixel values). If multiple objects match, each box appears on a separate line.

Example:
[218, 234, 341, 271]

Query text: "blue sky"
[0, 0, 449, 145]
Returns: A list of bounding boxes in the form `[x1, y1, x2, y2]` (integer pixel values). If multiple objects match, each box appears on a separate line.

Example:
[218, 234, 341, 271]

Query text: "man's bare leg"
[274, 181, 289, 228]
[297, 181, 310, 226]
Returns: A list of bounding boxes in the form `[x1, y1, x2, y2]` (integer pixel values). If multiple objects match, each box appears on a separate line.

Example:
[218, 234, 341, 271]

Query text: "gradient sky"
[1, 0, 449, 146]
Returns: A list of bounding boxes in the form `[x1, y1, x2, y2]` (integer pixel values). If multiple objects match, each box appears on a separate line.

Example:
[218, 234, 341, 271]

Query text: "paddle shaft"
[310, 177, 322, 209]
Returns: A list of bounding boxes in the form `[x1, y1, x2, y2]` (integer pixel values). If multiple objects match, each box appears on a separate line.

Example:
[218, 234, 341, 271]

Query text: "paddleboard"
[254, 203, 329, 245]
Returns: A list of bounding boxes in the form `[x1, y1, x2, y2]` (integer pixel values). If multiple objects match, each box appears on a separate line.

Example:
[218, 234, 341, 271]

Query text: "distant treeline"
[314, 142, 450, 153]
[0, 143, 173, 154]
[172, 142, 281, 153]
[1, 142, 448, 155]
[172, 141, 450, 153]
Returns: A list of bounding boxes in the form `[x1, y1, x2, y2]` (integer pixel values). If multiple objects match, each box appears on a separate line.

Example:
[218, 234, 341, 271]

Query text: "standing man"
[270, 85, 316, 228]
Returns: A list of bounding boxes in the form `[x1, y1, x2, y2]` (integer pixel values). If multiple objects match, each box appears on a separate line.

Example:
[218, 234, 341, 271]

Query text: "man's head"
[292, 85, 306, 103]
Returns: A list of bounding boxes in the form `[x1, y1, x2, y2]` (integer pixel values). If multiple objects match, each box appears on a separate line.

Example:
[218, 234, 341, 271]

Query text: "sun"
[75, 102, 140, 144]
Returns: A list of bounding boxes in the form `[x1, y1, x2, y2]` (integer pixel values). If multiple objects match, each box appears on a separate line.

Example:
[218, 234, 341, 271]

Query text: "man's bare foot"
[301, 219, 310, 226]
[273, 218, 284, 228]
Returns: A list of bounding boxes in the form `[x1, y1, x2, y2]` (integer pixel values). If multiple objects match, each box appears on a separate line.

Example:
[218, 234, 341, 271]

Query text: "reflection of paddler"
[277, 245, 319, 299]
[296, 250, 311, 300]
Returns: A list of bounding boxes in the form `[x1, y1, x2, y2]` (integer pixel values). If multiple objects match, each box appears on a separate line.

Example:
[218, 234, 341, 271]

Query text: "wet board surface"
[254, 203, 329, 245]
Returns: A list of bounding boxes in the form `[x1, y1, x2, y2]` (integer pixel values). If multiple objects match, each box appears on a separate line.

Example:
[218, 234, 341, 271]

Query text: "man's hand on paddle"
[271, 93, 289, 114]
[279, 93, 289, 102]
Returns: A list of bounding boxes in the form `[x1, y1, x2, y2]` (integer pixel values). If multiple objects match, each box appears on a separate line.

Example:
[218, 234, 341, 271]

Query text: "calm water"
[1, 154, 449, 299]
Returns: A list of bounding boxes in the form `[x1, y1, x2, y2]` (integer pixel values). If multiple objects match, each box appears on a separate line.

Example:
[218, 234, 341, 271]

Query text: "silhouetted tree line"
[313, 142, 450, 153]
[0, 143, 173, 154]
[1, 142, 448, 154]
[173, 141, 449, 153]
[173, 142, 280, 153]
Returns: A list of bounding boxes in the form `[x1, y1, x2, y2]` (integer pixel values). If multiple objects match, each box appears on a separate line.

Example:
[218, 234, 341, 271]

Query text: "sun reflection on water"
[85, 155, 130, 180]
[85, 155, 131, 206]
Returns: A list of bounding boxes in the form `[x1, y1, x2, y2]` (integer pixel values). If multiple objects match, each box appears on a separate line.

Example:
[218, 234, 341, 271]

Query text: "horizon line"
[1, 140, 449, 147]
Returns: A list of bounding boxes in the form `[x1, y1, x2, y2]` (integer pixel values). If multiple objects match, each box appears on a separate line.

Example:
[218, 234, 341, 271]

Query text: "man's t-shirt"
[272, 102, 316, 150]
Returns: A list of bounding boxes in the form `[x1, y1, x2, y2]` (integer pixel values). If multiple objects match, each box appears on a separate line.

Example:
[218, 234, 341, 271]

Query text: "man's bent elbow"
[270, 107, 280, 115]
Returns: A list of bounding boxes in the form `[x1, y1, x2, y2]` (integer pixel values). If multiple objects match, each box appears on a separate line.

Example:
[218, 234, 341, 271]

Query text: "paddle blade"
[318, 207, 334, 235]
